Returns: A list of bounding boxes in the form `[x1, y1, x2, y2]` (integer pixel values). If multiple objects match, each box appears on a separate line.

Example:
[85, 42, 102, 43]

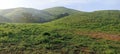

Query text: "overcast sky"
[0, 0, 119, 11]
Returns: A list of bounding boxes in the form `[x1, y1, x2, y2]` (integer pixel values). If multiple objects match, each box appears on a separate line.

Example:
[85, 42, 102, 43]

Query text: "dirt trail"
[75, 31, 120, 41]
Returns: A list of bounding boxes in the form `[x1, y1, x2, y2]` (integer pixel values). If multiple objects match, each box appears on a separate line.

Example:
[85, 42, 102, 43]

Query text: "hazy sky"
[0, 0, 119, 11]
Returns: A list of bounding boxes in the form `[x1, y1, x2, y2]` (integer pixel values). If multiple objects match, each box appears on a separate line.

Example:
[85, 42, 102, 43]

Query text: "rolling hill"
[0, 7, 54, 23]
[43, 7, 80, 17]
[0, 7, 79, 23]
[46, 10, 120, 40]
[0, 7, 120, 54]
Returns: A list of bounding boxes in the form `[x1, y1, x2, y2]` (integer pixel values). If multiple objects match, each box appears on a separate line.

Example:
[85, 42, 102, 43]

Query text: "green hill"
[0, 15, 10, 23]
[0, 7, 54, 23]
[0, 7, 120, 54]
[43, 7, 80, 17]
[0, 7, 79, 23]
[49, 10, 120, 33]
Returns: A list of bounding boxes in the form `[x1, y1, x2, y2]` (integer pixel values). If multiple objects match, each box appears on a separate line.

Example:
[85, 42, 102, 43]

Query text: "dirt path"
[75, 31, 120, 41]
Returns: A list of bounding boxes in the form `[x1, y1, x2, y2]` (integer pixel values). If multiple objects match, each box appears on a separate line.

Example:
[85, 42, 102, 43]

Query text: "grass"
[0, 10, 120, 54]
[0, 23, 120, 54]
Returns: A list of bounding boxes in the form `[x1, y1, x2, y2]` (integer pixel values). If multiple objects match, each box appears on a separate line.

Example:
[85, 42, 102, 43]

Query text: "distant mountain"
[0, 7, 79, 23]
[0, 7, 119, 23]
[0, 7, 54, 23]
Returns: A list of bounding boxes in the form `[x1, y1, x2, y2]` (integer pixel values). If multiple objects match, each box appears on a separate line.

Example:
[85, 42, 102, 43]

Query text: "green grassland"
[0, 10, 120, 54]
[0, 23, 120, 54]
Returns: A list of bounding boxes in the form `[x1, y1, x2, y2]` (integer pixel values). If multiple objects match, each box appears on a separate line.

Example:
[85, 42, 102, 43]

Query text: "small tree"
[57, 13, 69, 18]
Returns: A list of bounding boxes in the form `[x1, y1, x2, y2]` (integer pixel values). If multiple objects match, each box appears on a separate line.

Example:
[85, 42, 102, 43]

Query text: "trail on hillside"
[75, 31, 120, 41]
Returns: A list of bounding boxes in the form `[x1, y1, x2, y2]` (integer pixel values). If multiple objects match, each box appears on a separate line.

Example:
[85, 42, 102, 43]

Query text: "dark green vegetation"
[0, 7, 120, 54]
[44, 7, 79, 17]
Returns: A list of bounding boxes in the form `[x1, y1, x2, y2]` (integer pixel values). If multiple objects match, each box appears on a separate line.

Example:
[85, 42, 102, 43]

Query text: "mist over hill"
[0, 7, 120, 23]
[0, 6, 120, 24]
[0, 15, 10, 23]
[0, 7, 79, 23]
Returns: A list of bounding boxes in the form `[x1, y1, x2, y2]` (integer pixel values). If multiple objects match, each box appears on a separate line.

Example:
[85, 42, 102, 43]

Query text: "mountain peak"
[16, 7, 26, 9]
[14, 7, 35, 10]
[43, 6, 71, 10]
[52, 6, 67, 8]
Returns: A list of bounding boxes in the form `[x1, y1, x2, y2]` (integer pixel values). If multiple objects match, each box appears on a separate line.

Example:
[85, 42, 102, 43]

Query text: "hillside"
[0, 7, 120, 54]
[45, 10, 120, 41]
[43, 7, 80, 17]
[50, 10, 120, 32]
[0, 7, 79, 23]
[0, 15, 10, 23]
[0, 8, 54, 23]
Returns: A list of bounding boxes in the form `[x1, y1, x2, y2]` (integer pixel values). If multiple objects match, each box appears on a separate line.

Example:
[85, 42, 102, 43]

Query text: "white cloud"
[0, 0, 25, 9]
[102, 0, 119, 5]
[49, 0, 98, 4]
[0, 0, 119, 11]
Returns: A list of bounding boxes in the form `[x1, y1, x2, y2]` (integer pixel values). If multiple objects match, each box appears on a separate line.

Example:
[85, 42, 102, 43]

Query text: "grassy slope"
[47, 10, 120, 41]
[0, 8, 55, 23]
[0, 10, 120, 54]
[0, 7, 80, 23]
[49, 10, 120, 33]
[43, 7, 80, 17]
[0, 15, 10, 23]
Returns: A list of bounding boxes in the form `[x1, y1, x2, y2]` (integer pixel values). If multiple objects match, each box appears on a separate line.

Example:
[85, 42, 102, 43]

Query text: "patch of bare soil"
[75, 31, 120, 41]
